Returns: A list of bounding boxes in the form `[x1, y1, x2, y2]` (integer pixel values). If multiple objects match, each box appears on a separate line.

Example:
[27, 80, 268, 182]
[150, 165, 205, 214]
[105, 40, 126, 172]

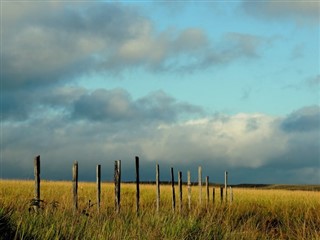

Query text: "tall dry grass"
[0, 180, 319, 239]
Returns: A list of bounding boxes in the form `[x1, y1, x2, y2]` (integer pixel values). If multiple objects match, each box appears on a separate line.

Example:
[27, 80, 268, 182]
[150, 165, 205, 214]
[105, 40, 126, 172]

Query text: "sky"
[1, 1, 319, 184]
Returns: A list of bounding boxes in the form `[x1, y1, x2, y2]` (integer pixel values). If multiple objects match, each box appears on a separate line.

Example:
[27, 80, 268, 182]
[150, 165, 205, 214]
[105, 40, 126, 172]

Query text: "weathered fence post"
[171, 167, 175, 213]
[135, 156, 140, 215]
[187, 171, 191, 211]
[212, 187, 215, 205]
[220, 186, 223, 203]
[230, 186, 233, 203]
[156, 164, 160, 212]
[114, 160, 121, 213]
[34, 155, 40, 211]
[72, 161, 78, 212]
[206, 176, 209, 209]
[96, 164, 101, 213]
[178, 171, 182, 212]
[225, 171, 228, 202]
[198, 166, 202, 206]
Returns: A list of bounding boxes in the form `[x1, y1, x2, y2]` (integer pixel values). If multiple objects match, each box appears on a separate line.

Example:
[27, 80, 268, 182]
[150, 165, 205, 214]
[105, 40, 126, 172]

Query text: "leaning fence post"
[206, 176, 209, 209]
[187, 171, 191, 211]
[96, 164, 101, 213]
[34, 155, 40, 211]
[178, 171, 182, 212]
[135, 156, 140, 215]
[114, 160, 121, 213]
[171, 167, 176, 213]
[73, 161, 78, 212]
[225, 171, 228, 202]
[198, 166, 202, 206]
[156, 164, 160, 212]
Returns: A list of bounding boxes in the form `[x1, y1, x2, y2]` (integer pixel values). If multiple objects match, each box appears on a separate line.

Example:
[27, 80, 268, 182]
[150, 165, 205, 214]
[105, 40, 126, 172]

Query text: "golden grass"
[0, 179, 319, 239]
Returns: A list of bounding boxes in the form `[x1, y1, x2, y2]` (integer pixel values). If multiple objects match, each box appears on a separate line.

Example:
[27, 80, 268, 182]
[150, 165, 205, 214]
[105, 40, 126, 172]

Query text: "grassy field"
[0, 180, 319, 240]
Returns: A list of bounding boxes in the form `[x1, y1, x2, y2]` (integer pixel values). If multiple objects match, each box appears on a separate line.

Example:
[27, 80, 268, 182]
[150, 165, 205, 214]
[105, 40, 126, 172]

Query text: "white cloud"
[140, 113, 288, 168]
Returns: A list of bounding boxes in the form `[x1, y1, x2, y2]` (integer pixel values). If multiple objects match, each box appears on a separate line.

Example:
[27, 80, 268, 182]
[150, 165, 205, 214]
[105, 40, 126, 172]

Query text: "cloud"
[181, 32, 268, 71]
[2, 85, 203, 124]
[223, 32, 263, 58]
[72, 89, 203, 122]
[280, 105, 320, 132]
[241, 1, 319, 25]
[306, 75, 320, 88]
[291, 44, 305, 60]
[2, 2, 269, 91]
[142, 113, 287, 169]
[2, 104, 319, 183]
[1, 2, 318, 184]
[72, 89, 135, 122]
[2, 2, 145, 89]
[2, 86, 86, 121]
[106, 27, 210, 71]
[268, 106, 320, 170]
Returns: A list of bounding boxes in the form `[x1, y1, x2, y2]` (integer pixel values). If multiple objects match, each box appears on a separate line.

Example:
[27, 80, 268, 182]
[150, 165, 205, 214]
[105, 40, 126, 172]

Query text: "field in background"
[1, 180, 320, 239]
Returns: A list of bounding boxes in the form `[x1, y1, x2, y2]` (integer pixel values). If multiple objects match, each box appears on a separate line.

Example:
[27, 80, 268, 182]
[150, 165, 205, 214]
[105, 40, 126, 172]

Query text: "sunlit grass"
[0, 180, 319, 239]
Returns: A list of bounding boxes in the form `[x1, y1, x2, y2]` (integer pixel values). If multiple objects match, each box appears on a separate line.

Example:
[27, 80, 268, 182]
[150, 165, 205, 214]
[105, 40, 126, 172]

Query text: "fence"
[32, 155, 233, 214]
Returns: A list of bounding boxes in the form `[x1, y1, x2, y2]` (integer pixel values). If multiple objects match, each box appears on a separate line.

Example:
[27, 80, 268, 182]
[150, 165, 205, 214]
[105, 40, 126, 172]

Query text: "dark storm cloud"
[280, 105, 320, 132]
[2, 2, 147, 89]
[2, 86, 86, 121]
[2, 89, 35, 121]
[256, 106, 320, 174]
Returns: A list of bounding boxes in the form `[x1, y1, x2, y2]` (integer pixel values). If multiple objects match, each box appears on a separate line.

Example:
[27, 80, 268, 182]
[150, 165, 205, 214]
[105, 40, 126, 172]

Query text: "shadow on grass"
[0, 207, 16, 240]
[0, 207, 33, 240]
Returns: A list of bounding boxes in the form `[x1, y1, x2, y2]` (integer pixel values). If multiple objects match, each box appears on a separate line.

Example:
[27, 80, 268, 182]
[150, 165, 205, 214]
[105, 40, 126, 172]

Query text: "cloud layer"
[3, 1, 270, 90]
[2, 86, 319, 184]
[1, 2, 319, 184]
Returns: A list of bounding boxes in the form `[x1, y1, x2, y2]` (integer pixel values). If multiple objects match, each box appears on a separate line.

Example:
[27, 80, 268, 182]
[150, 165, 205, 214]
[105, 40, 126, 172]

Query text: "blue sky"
[1, 1, 319, 184]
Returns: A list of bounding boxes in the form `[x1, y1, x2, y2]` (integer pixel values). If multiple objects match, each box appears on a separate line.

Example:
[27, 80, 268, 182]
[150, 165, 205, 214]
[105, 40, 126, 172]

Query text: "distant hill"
[227, 184, 320, 191]
[122, 181, 320, 191]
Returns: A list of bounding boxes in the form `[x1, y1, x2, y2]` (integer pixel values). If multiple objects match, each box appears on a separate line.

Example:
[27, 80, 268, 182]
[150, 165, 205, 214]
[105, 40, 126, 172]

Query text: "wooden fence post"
[114, 160, 121, 213]
[230, 186, 233, 203]
[96, 164, 101, 213]
[156, 164, 160, 212]
[206, 176, 209, 209]
[220, 186, 223, 203]
[225, 171, 228, 202]
[73, 161, 78, 212]
[34, 155, 40, 211]
[171, 167, 175, 213]
[198, 166, 202, 206]
[212, 187, 215, 205]
[135, 156, 140, 215]
[178, 171, 182, 212]
[187, 171, 191, 211]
